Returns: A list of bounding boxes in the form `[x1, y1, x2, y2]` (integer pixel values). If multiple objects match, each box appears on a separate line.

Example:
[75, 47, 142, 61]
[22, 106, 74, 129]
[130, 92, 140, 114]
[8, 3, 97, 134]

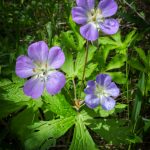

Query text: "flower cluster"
[84, 74, 120, 110]
[72, 0, 119, 41]
[16, 41, 66, 99]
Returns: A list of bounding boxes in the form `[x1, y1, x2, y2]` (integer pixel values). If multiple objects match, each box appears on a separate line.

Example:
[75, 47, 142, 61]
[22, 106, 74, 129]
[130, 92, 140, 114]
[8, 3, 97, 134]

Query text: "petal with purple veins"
[46, 71, 66, 95]
[84, 80, 96, 94]
[101, 97, 116, 110]
[28, 41, 49, 63]
[76, 0, 95, 10]
[80, 23, 99, 41]
[16, 55, 35, 78]
[99, 0, 118, 17]
[85, 94, 100, 109]
[72, 7, 88, 25]
[23, 77, 45, 99]
[48, 46, 65, 69]
[96, 74, 112, 87]
[106, 82, 120, 98]
[100, 19, 119, 35]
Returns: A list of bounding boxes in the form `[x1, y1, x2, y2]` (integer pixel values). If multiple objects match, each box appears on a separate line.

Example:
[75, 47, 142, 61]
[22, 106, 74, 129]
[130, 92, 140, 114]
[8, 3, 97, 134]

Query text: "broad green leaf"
[70, 114, 98, 150]
[95, 106, 115, 117]
[75, 45, 97, 77]
[0, 78, 30, 118]
[106, 54, 126, 71]
[143, 118, 150, 132]
[98, 36, 117, 45]
[25, 116, 75, 150]
[111, 31, 122, 44]
[107, 72, 127, 84]
[10, 108, 39, 142]
[78, 63, 98, 79]
[115, 103, 127, 113]
[135, 47, 147, 66]
[61, 49, 75, 78]
[88, 119, 130, 145]
[61, 31, 77, 50]
[131, 73, 144, 122]
[128, 58, 146, 72]
[123, 30, 137, 47]
[43, 93, 76, 117]
[127, 135, 142, 143]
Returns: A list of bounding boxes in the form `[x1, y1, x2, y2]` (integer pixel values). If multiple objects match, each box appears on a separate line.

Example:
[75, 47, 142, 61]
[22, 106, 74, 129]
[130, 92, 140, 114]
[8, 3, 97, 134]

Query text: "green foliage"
[70, 114, 98, 150]
[25, 116, 75, 150]
[43, 93, 76, 117]
[88, 119, 130, 145]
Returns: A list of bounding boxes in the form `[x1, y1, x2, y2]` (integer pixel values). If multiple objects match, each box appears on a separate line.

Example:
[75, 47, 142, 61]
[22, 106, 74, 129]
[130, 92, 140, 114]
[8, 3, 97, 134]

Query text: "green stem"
[81, 41, 89, 94]
[72, 78, 77, 100]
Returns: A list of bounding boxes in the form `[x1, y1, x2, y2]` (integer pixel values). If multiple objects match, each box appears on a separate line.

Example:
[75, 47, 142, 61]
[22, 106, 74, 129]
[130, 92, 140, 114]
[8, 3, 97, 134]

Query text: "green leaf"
[106, 54, 126, 71]
[61, 31, 77, 50]
[25, 116, 75, 150]
[111, 31, 122, 44]
[128, 58, 146, 72]
[10, 108, 39, 142]
[95, 106, 115, 117]
[123, 30, 137, 47]
[88, 119, 130, 145]
[61, 49, 75, 78]
[43, 94, 76, 117]
[70, 114, 98, 150]
[127, 135, 142, 143]
[107, 72, 127, 84]
[0, 78, 30, 118]
[134, 47, 147, 66]
[75, 45, 97, 78]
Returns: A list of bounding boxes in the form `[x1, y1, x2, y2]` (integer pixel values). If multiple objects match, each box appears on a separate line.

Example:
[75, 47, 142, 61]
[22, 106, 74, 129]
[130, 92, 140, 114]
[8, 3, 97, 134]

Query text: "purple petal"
[72, 7, 88, 25]
[99, 0, 118, 17]
[100, 19, 119, 35]
[101, 97, 116, 110]
[23, 77, 44, 99]
[28, 41, 49, 63]
[48, 46, 65, 69]
[46, 71, 66, 95]
[85, 94, 100, 109]
[96, 74, 112, 87]
[76, 0, 95, 10]
[16, 55, 35, 78]
[106, 82, 120, 98]
[84, 80, 96, 94]
[80, 23, 99, 41]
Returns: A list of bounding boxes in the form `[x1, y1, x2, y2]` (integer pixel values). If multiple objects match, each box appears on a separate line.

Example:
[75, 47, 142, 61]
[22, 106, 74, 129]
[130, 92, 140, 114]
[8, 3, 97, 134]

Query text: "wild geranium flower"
[84, 74, 120, 110]
[72, 0, 119, 41]
[16, 41, 66, 99]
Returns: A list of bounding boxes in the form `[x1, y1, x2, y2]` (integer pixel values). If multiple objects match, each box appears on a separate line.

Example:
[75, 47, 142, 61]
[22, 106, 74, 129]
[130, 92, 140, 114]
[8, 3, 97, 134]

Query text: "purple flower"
[72, 0, 119, 41]
[16, 41, 66, 99]
[84, 74, 120, 110]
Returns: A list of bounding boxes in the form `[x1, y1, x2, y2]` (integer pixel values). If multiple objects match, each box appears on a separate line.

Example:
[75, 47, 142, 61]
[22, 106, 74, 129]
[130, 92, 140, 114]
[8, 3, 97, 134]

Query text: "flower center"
[87, 9, 104, 27]
[95, 84, 108, 98]
[33, 62, 54, 82]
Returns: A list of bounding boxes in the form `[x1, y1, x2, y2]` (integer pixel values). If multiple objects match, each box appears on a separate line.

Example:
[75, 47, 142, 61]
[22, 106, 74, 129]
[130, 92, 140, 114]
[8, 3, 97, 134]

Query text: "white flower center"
[87, 9, 104, 28]
[33, 62, 55, 82]
[95, 83, 108, 98]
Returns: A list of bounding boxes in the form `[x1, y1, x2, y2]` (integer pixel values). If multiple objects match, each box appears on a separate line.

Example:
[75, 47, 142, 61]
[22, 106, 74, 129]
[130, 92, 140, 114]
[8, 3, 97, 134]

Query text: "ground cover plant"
[0, 0, 150, 149]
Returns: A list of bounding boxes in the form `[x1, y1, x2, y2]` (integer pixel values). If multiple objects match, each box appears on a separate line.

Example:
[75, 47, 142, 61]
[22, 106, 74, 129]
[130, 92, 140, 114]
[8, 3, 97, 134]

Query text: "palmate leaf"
[25, 116, 75, 150]
[107, 72, 127, 84]
[0, 77, 30, 118]
[70, 114, 98, 150]
[43, 93, 76, 117]
[88, 119, 130, 145]
[10, 108, 39, 143]
[106, 54, 127, 71]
